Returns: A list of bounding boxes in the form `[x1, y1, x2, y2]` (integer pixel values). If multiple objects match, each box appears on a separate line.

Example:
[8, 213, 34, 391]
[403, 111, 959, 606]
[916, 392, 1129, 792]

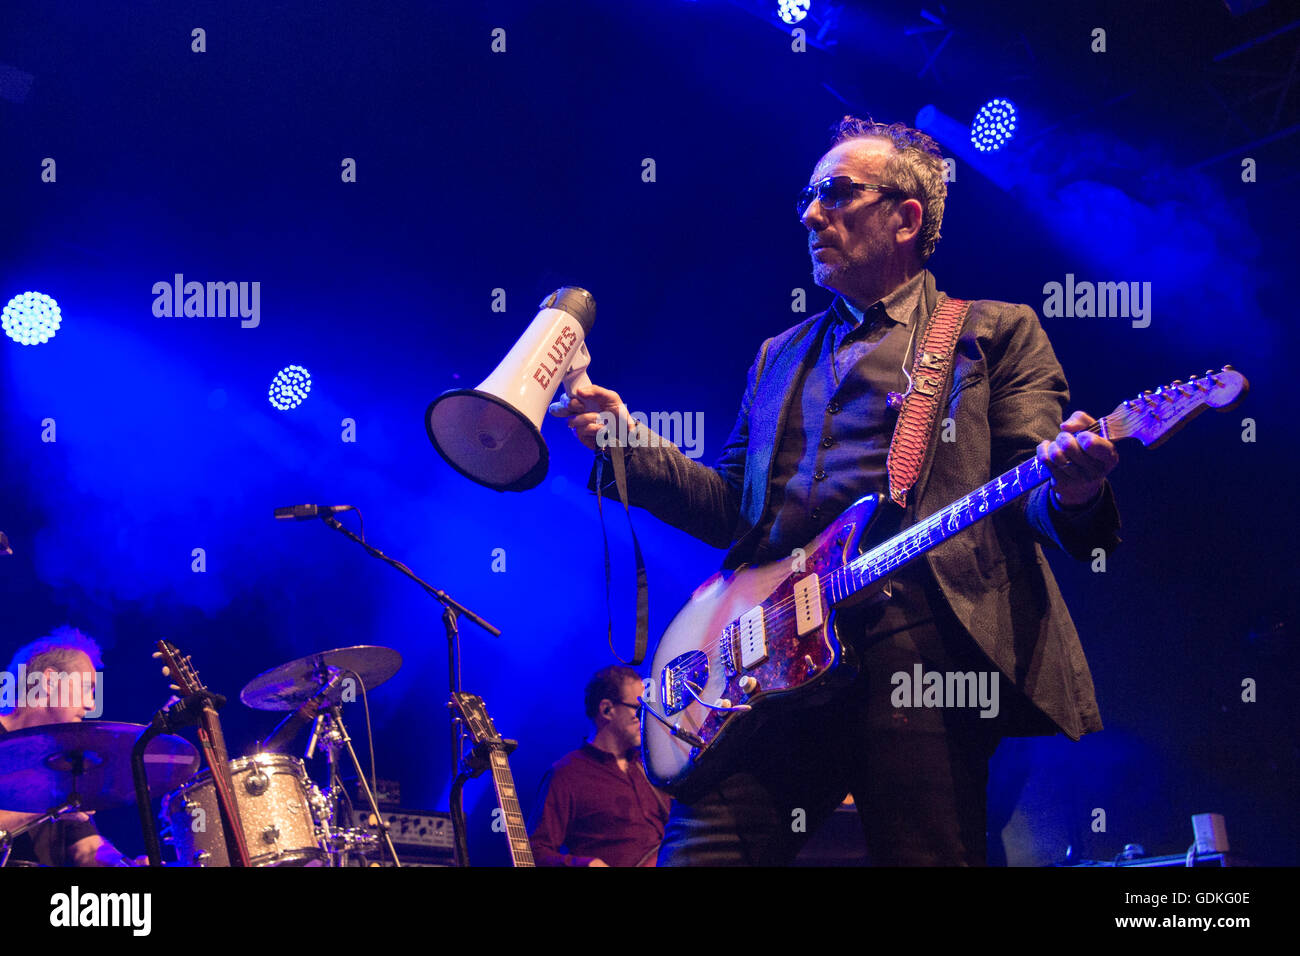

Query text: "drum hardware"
[275, 504, 500, 866]
[241, 644, 408, 867]
[159, 753, 326, 867]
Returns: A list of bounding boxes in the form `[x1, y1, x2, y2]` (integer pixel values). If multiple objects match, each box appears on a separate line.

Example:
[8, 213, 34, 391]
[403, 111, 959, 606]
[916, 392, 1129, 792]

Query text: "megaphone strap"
[595, 444, 650, 667]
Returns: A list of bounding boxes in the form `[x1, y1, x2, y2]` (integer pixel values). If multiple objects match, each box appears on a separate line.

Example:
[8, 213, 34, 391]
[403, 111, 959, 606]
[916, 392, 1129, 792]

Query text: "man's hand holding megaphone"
[549, 384, 631, 453]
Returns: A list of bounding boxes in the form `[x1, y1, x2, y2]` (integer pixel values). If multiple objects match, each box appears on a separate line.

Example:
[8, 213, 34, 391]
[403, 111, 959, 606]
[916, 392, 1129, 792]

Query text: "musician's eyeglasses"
[612, 699, 643, 717]
[797, 176, 907, 218]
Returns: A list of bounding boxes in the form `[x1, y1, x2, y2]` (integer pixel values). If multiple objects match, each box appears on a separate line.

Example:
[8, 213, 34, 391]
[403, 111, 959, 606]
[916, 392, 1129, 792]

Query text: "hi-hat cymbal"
[239, 645, 403, 711]
[0, 721, 199, 813]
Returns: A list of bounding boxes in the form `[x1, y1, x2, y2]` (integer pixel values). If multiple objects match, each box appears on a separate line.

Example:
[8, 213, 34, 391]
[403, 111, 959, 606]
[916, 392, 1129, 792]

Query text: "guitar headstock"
[1103, 366, 1248, 448]
[153, 640, 206, 697]
[450, 692, 503, 748]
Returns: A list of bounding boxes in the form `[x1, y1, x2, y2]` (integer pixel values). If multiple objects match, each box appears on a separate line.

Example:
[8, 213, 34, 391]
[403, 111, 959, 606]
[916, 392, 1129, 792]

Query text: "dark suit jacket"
[593, 272, 1122, 740]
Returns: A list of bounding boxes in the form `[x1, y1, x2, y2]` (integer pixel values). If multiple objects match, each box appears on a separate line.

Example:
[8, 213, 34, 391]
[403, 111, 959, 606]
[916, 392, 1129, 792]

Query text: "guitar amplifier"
[347, 808, 457, 866]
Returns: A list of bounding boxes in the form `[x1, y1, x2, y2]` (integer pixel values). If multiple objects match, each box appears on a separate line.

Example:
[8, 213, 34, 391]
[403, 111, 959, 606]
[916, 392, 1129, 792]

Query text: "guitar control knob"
[739, 676, 758, 695]
[262, 824, 281, 845]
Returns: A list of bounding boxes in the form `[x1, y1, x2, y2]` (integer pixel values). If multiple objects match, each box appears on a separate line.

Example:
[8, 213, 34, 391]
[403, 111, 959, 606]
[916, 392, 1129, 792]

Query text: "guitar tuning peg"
[151, 651, 162, 659]
[169, 684, 180, 691]
[1170, 380, 1182, 386]
[1222, 364, 1234, 371]
[1205, 370, 1215, 377]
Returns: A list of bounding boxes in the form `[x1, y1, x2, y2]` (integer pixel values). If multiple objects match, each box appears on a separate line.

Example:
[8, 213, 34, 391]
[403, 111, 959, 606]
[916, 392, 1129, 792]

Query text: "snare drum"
[161, 753, 325, 867]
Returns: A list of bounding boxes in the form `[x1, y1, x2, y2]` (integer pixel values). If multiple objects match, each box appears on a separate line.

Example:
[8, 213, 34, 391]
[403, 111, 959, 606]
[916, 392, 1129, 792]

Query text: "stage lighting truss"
[268, 364, 312, 410]
[971, 98, 1018, 153]
[2, 291, 62, 345]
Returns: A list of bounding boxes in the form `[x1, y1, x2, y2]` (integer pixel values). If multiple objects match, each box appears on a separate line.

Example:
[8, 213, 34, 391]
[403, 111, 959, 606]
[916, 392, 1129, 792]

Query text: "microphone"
[261, 673, 343, 754]
[273, 504, 354, 521]
[305, 713, 327, 761]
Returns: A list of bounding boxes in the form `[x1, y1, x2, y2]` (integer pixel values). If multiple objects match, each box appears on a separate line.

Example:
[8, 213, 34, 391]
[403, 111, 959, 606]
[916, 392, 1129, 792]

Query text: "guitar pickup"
[737, 607, 767, 669]
[793, 573, 824, 636]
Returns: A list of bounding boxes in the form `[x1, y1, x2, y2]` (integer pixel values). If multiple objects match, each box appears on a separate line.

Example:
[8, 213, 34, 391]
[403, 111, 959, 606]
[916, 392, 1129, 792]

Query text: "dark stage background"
[1, 0, 1296, 867]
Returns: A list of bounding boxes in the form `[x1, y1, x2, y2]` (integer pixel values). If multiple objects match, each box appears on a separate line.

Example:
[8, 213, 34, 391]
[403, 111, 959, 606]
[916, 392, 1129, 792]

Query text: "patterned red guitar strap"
[885, 295, 973, 509]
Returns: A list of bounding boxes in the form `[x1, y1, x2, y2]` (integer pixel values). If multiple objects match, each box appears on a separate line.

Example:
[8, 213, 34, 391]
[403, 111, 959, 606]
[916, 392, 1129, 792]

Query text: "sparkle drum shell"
[162, 753, 325, 867]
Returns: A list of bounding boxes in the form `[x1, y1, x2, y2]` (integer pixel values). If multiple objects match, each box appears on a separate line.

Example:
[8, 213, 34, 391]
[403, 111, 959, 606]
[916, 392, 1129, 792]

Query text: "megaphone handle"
[563, 342, 593, 394]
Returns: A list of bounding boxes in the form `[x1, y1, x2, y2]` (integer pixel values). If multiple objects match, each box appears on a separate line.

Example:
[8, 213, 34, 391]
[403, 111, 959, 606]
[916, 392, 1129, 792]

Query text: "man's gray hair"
[6, 625, 104, 676]
[830, 116, 947, 263]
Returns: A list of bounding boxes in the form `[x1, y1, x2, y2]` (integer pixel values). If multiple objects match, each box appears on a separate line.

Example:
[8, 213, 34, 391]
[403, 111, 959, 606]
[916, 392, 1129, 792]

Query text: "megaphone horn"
[426, 286, 595, 492]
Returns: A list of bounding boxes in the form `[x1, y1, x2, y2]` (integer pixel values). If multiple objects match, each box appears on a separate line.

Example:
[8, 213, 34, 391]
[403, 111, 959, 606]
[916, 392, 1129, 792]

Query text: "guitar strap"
[885, 294, 973, 509]
[595, 441, 649, 667]
[591, 293, 972, 662]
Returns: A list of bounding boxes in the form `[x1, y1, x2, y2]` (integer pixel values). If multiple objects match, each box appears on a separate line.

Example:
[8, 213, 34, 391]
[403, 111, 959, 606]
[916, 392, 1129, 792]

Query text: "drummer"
[0, 626, 136, 866]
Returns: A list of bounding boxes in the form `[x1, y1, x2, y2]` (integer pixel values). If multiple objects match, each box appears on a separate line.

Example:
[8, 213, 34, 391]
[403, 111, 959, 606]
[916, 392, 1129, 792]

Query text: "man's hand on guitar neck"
[549, 383, 630, 454]
[1037, 410, 1120, 510]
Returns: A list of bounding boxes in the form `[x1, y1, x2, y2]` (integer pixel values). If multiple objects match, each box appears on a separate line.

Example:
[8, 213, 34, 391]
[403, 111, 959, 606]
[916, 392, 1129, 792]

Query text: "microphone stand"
[314, 511, 501, 867]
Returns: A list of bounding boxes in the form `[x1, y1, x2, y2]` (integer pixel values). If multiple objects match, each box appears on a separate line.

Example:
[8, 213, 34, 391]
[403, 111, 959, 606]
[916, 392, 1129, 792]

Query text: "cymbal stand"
[318, 702, 400, 867]
[0, 799, 78, 867]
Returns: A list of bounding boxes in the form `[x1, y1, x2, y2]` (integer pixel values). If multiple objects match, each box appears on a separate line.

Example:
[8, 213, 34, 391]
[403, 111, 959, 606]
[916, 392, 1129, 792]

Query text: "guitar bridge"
[662, 650, 709, 716]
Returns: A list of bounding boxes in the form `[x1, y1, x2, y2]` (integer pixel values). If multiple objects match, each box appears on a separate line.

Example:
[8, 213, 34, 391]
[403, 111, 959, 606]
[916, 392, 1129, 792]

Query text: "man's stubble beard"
[811, 233, 893, 303]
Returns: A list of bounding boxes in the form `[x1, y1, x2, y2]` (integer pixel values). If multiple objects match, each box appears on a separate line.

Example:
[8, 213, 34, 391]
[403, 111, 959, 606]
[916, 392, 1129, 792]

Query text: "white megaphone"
[426, 286, 595, 491]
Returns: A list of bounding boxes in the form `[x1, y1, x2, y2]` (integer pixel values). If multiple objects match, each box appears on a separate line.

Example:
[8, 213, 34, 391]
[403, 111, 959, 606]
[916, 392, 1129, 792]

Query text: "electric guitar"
[450, 691, 536, 867]
[153, 640, 253, 867]
[640, 368, 1249, 794]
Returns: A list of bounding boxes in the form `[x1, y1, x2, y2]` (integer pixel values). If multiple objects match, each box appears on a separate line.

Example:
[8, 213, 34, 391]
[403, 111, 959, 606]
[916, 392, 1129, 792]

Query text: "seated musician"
[528, 665, 671, 866]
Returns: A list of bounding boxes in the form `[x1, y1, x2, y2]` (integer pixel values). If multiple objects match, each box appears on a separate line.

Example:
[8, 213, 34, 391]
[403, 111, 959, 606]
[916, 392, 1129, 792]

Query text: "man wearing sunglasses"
[552, 117, 1121, 866]
[527, 665, 671, 866]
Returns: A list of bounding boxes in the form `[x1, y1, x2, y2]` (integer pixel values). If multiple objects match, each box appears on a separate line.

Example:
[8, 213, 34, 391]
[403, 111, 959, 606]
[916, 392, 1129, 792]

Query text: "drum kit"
[0, 645, 403, 867]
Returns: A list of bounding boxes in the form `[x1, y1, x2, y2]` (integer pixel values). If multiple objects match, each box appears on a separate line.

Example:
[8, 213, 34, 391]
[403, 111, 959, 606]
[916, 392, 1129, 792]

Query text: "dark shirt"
[756, 271, 939, 637]
[0, 720, 100, 866]
[528, 743, 671, 866]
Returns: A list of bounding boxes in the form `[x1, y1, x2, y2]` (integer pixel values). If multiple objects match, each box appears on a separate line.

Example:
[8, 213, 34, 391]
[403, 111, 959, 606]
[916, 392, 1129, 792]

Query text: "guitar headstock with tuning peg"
[153, 640, 206, 698]
[1103, 366, 1248, 449]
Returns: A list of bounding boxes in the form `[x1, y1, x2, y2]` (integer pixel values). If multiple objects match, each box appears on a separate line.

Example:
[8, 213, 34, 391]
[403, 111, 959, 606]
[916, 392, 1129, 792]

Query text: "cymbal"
[0, 721, 199, 813]
[239, 645, 403, 711]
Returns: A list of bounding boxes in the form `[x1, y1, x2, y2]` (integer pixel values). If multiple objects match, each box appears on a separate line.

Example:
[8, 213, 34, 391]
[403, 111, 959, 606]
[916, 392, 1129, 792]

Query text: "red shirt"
[528, 743, 671, 867]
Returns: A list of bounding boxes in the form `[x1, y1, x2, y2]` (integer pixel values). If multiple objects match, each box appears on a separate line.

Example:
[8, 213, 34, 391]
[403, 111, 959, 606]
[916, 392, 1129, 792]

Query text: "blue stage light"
[2, 291, 62, 345]
[778, 0, 810, 26]
[268, 364, 312, 410]
[970, 98, 1018, 153]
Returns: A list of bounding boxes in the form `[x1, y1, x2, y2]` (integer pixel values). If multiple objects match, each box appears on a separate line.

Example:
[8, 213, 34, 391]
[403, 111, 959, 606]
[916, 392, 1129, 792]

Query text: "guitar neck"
[486, 749, 535, 867]
[831, 453, 1053, 604]
[197, 703, 232, 767]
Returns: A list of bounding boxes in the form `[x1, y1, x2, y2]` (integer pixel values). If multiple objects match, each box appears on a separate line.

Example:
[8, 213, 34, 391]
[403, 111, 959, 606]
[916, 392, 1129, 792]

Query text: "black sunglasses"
[612, 699, 643, 717]
[797, 176, 906, 218]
